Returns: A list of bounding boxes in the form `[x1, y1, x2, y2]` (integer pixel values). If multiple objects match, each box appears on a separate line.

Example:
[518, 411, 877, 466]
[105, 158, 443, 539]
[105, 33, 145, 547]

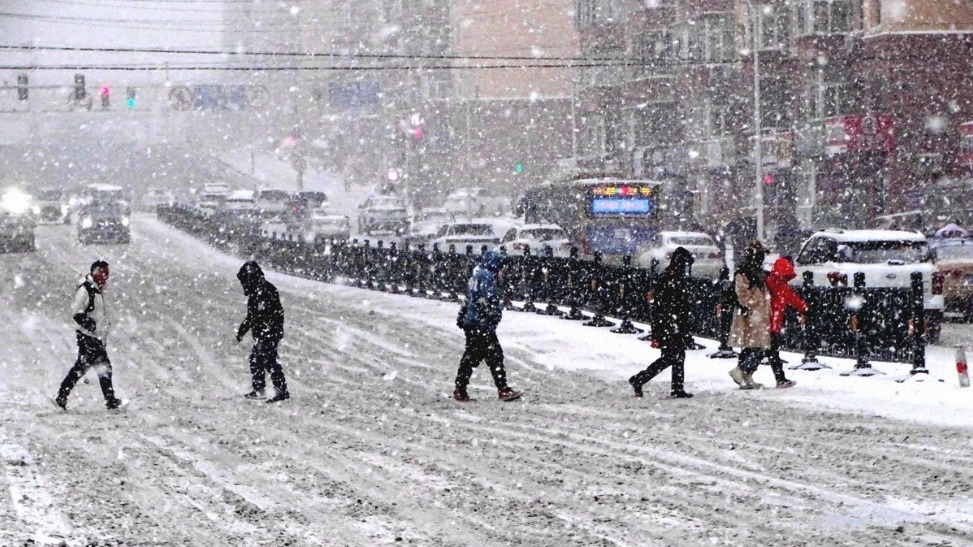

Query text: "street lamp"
[750, 2, 773, 242]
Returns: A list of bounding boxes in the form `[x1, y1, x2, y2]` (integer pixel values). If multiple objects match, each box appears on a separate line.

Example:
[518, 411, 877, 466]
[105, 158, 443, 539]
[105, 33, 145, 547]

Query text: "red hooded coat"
[766, 257, 808, 334]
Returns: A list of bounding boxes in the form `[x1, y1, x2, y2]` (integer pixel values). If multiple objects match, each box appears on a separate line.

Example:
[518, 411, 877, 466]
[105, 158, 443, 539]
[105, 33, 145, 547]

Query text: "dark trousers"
[250, 339, 288, 395]
[58, 332, 116, 403]
[739, 337, 788, 383]
[631, 346, 685, 392]
[455, 328, 507, 393]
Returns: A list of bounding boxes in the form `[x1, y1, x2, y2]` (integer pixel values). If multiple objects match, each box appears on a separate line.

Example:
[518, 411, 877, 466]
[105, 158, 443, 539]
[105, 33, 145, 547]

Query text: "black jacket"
[651, 247, 694, 349]
[237, 262, 284, 342]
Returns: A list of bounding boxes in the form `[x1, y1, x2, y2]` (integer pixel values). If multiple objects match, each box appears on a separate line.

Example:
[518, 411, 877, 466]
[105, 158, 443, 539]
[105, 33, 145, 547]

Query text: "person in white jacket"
[54, 260, 122, 410]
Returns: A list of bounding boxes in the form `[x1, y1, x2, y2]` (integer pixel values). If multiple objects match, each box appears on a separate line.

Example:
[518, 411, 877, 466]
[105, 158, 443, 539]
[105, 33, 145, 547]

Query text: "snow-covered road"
[1, 217, 971, 546]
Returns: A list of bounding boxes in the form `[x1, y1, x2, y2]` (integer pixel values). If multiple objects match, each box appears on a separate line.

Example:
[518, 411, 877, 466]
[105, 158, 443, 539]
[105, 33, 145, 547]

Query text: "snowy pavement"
[0, 217, 972, 546]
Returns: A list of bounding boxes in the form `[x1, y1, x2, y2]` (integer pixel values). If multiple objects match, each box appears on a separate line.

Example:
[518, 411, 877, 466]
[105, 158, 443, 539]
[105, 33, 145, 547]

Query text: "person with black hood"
[454, 250, 521, 402]
[54, 260, 123, 411]
[628, 247, 695, 399]
[236, 261, 289, 403]
[728, 242, 771, 389]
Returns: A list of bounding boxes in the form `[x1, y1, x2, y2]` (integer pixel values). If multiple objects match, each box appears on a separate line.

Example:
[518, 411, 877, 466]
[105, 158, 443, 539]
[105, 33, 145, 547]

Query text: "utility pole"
[752, 1, 765, 242]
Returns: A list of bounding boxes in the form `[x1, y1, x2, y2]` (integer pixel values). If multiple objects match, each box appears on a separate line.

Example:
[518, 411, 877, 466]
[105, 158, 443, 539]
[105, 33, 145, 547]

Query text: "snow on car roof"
[227, 190, 255, 200]
[517, 223, 565, 230]
[813, 229, 927, 242]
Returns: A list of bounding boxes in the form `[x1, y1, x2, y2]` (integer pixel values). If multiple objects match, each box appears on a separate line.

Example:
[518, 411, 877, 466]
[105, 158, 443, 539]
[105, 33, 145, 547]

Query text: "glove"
[74, 314, 96, 332]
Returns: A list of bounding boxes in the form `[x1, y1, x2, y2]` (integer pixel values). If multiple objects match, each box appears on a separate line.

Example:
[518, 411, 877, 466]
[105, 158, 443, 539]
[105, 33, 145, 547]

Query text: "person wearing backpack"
[53, 260, 123, 411]
[728, 242, 771, 389]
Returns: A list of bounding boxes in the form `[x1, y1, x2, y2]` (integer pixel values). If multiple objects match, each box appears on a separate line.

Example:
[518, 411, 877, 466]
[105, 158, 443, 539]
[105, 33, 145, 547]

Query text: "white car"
[499, 224, 574, 257]
[793, 229, 943, 340]
[256, 188, 292, 221]
[443, 191, 483, 220]
[305, 208, 350, 243]
[404, 207, 451, 246]
[357, 195, 408, 234]
[220, 190, 260, 222]
[636, 231, 725, 279]
[196, 182, 231, 218]
[430, 221, 500, 254]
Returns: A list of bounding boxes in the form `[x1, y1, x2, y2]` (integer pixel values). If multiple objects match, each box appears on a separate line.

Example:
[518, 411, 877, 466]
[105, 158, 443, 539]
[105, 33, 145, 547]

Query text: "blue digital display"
[591, 198, 652, 215]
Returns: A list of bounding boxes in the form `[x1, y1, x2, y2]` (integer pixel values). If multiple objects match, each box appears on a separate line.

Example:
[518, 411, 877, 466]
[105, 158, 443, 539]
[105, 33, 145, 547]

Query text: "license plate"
[613, 229, 631, 240]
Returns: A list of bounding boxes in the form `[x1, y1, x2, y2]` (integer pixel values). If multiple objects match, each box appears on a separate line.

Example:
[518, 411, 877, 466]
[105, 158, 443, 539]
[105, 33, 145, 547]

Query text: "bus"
[520, 175, 694, 258]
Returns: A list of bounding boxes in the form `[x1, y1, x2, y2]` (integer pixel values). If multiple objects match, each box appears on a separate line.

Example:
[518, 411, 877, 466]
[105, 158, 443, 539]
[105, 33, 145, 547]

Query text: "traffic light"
[763, 172, 775, 185]
[74, 73, 86, 101]
[17, 74, 28, 101]
[514, 163, 523, 174]
[126, 87, 136, 109]
[100, 86, 110, 109]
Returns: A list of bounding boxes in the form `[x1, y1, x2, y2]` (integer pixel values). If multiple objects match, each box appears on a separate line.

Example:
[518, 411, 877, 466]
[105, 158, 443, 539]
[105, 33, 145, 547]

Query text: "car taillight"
[581, 237, 592, 255]
[827, 272, 848, 287]
[932, 271, 945, 295]
[512, 243, 524, 251]
[709, 251, 724, 259]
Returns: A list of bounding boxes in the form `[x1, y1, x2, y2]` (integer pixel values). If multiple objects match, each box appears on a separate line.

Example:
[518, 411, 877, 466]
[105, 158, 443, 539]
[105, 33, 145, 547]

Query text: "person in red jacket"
[765, 256, 807, 388]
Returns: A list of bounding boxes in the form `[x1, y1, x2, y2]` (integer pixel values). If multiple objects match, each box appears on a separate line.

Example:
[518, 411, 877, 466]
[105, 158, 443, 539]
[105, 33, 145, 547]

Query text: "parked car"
[218, 190, 261, 224]
[499, 223, 574, 257]
[256, 188, 292, 221]
[636, 231, 724, 279]
[792, 229, 943, 341]
[443, 190, 484, 219]
[930, 237, 973, 321]
[141, 189, 176, 212]
[403, 207, 451, 246]
[78, 201, 130, 245]
[430, 221, 501, 253]
[300, 208, 351, 245]
[34, 187, 70, 224]
[357, 195, 408, 234]
[196, 182, 230, 218]
[0, 187, 36, 252]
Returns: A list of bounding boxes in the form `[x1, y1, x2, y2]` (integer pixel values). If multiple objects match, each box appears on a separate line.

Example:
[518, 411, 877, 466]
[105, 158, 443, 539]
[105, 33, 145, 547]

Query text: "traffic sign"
[291, 154, 307, 173]
[168, 86, 194, 111]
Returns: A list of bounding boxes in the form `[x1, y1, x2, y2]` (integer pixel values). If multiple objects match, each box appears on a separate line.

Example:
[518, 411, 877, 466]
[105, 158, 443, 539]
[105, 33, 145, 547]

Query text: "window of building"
[633, 31, 669, 78]
[796, 0, 855, 35]
[759, 11, 790, 50]
[674, 14, 734, 63]
[913, 154, 943, 176]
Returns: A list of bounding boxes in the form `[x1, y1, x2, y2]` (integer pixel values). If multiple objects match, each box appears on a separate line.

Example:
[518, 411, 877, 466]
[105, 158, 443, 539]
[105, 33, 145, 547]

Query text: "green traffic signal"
[514, 164, 523, 173]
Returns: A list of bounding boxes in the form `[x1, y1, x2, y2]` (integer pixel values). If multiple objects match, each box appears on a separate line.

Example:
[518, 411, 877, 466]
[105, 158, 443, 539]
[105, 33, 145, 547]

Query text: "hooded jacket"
[650, 247, 694, 348]
[459, 251, 504, 332]
[237, 261, 284, 342]
[766, 257, 807, 334]
[71, 274, 111, 343]
[729, 243, 771, 348]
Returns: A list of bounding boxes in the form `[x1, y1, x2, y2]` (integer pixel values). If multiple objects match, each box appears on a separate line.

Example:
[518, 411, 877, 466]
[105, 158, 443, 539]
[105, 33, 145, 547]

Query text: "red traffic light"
[100, 86, 110, 96]
[763, 173, 775, 185]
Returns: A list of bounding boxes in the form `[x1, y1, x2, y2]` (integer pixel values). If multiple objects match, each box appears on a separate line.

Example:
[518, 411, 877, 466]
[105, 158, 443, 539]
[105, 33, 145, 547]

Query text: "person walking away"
[54, 260, 122, 411]
[728, 242, 771, 389]
[236, 261, 289, 403]
[628, 247, 695, 399]
[765, 257, 807, 388]
[454, 251, 521, 402]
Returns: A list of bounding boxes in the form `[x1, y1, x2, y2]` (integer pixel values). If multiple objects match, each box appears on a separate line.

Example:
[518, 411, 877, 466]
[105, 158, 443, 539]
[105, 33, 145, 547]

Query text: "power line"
[0, 44, 626, 64]
[0, 61, 644, 71]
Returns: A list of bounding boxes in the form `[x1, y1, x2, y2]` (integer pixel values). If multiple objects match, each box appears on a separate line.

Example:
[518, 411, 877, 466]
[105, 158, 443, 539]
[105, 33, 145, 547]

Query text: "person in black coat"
[628, 247, 695, 399]
[236, 261, 289, 403]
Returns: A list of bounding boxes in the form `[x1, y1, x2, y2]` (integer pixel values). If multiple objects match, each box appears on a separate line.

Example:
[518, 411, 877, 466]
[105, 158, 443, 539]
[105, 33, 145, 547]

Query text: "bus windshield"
[520, 177, 690, 258]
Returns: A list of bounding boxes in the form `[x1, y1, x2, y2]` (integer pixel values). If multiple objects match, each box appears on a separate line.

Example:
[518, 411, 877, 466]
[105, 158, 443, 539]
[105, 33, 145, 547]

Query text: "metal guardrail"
[159, 205, 927, 366]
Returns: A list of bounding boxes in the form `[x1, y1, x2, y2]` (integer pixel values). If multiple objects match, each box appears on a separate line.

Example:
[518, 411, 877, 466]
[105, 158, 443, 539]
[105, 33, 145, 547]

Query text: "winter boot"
[628, 376, 643, 398]
[52, 396, 67, 412]
[739, 371, 764, 390]
[728, 367, 745, 387]
[266, 392, 290, 403]
[453, 389, 471, 402]
[244, 390, 265, 400]
[498, 387, 522, 402]
[775, 379, 797, 389]
[669, 390, 694, 399]
[106, 398, 123, 410]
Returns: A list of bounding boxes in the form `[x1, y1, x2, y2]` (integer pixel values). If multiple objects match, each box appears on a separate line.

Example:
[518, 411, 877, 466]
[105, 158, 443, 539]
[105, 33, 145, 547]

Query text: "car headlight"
[31, 205, 40, 215]
[1, 188, 32, 215]
[121, 216, 130, 227]
[61, 204, 68, 214]
[81, 217, 93, 228]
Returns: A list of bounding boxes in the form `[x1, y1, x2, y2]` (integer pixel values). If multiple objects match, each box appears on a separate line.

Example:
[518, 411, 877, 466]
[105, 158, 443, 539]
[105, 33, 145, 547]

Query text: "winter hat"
[237, 261, 265, 292]
[669, 246, 694, 271]
[480, 250, 505, 273]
